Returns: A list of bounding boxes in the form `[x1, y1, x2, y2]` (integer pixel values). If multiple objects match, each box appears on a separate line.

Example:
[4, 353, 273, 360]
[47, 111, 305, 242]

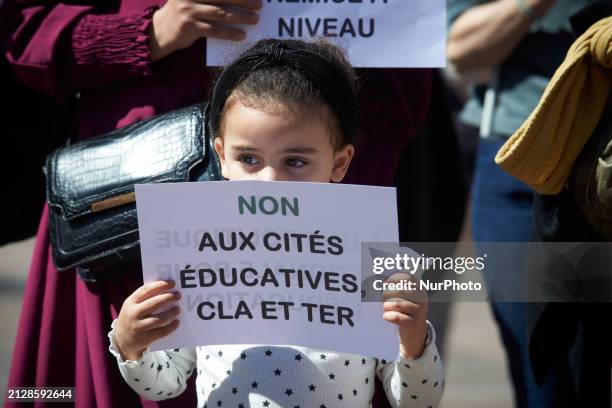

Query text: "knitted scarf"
[495, 16, 612, 195]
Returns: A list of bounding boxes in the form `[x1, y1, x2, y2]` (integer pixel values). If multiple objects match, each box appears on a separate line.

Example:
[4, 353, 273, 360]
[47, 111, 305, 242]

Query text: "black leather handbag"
[44, 103, 222, 279]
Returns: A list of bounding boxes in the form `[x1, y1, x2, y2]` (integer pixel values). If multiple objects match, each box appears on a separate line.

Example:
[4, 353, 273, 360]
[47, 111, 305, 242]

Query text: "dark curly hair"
[213, 38, 358, 149]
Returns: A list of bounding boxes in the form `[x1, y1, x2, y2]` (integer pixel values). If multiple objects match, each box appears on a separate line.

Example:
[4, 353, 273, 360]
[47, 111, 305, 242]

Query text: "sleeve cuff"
[69, 6, 158, 84]
[398, 320, 437, 366]
[108, 319, 149, 367]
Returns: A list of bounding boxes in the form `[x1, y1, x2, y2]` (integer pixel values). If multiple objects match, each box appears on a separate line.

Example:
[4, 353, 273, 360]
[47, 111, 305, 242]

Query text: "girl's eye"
[285, 158, 308, 168]
[238, 156, 260, 166]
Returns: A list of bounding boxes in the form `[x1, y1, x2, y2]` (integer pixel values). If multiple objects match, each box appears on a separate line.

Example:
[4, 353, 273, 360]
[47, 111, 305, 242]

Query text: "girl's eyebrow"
[231, 145, 318, 154]
[231, 145, 259, 152]
[281, 147, 318, 154]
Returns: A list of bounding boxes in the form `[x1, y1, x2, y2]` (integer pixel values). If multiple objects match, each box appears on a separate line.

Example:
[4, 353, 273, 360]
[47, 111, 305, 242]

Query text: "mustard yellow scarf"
[495, 16, 612, 195]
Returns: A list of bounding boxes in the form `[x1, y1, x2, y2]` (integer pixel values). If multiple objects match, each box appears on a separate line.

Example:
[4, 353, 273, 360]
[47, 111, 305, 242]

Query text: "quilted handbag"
[44, 103, 222, 279]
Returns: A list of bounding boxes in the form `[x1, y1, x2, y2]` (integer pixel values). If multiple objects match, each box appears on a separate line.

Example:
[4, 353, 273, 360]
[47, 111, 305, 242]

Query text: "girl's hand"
[114, 280, 182, 361]
[382, 273, 429, 360]
[150, 0, 262, 62]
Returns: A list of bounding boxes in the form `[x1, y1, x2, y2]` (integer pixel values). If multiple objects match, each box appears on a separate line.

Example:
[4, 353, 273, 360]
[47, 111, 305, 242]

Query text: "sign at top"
[206, 0, 446, 68]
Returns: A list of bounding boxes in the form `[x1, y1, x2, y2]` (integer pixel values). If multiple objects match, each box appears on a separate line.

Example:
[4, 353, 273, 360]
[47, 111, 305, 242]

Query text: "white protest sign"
[206, 0, 446, 68]
[135, 180, 399, 360]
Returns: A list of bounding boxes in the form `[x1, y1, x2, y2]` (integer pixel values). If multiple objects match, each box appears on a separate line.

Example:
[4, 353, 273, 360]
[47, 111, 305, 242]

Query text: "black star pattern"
[166, 362, 170, 368]
[218, 350, 223, 357]
[434, 354, 438, 362]
[365, 378, 369, 384]
[320, 405, 326, 408]
[295, 354, 302, 361]
[274, 369, 282, 376]
[308, 384, 316, 391]
[361, 358, 366, 364]
[433, 381, 439, 387]
[186, 369, 191, 375]
[226, 370, 232, 376]
[251, 382, 258, 389]
[344, 360, 350, 366]
[404, 363, 411, 369]
[173, 348, 180, 352]
[265, 350, 273, 356]
[381, 359, 387, 365]
[263, 401, 270, 407]
[134, 378, 140, 382]
[206, 354, 210, 359]
[167, 392, 172, 397]
[285, 389, 293, 396]
[157, 391, 163, 396]
[329, 373, 335, 380]
[411, 395, 418, 400]
[320, 354, 326, 360]
[353, 389, 358, 396]
[239, 404, 244, 408]
[338, 394, 343, 400]
[240, 353, 247, 359]
[422, 379, 428, 384]
[232, 388, 238, 394]
[216, 400, 222, 406]
[144, 387, 151, 391]
[157, 364, 163, 372]
[402, 382, 408, 388]
[212, 383, 216, 388]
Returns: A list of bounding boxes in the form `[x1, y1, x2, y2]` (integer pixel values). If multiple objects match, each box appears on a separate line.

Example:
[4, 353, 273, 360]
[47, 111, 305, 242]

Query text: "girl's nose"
[257, 166, 283, 181]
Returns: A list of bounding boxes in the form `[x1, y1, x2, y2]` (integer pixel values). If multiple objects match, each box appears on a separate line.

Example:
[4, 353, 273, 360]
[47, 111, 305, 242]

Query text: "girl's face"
[214, 100, 354, 182]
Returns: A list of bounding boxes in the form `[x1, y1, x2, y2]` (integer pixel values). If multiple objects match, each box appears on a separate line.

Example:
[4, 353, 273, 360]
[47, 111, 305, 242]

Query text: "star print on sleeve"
[107, 318, 197, 401]
[376, 321, 445, 408]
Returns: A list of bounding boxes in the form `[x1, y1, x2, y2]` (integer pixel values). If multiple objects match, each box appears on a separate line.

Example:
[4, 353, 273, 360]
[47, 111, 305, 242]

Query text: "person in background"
[446, 0, 596, 406]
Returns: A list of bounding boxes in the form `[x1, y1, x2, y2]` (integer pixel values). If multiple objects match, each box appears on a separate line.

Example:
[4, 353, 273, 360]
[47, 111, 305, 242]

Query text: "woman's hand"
[150, 0, 262, 62]
[114, 280, 182, 361]
[382, 273, 429, 360]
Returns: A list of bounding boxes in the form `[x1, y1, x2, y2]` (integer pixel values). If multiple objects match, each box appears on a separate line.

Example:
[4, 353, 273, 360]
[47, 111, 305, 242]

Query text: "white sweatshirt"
[108, 320, 444, 408]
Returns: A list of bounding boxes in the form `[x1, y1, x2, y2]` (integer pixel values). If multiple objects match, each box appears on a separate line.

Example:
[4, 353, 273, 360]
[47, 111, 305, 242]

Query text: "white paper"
[206, 0, 446, 68]
[135, 180, 400, 359]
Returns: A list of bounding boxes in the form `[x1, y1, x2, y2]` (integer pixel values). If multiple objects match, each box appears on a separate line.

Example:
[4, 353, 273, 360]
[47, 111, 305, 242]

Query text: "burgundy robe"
[2, 0, 431, 405]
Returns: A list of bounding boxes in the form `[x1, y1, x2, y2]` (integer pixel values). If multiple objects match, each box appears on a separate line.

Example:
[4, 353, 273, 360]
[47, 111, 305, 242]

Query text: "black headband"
[209, 41, 356, 143]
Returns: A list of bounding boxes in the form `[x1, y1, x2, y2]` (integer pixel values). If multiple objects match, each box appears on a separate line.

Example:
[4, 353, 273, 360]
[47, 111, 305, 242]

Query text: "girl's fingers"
[191, 4, 259, 25]
[382, 311, 413, 325]
[131, 280, 175, 303]
[192, 0, 263, 11]
[383, 299, 421, 315]
[136, 291, 181, 317]
[193, 21, 246, 40]
[138, 306, 181, 331]
[145, 319, 181, 343]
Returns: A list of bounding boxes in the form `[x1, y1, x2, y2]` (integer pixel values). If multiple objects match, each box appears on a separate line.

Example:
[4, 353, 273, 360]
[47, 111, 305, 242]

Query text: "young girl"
[108, 39, 444, 408]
